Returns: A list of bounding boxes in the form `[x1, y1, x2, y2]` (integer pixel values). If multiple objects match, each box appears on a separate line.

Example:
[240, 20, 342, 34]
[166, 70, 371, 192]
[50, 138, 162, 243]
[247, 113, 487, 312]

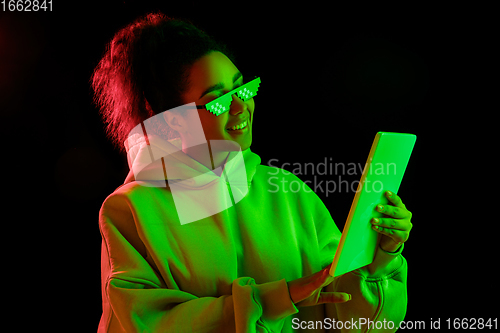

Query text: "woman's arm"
[325, 253, 407, 333]
[313, 190, 410, 332]
[98, 194, 298, 333]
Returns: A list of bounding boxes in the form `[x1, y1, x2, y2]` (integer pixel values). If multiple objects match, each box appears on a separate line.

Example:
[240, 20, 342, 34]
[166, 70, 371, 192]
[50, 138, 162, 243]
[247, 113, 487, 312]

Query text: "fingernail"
[387, 191, 393, 197]
[377, 204, 384, 211]
[345, 293, 352, 301]
[372, 218, 379, 224]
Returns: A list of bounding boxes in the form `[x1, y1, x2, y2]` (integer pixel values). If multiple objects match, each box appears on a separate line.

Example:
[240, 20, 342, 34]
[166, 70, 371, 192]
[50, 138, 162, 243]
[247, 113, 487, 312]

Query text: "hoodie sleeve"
[324, 247, 407, 333]
[311, 193, 408, 333]
[98, 191, 298, 333]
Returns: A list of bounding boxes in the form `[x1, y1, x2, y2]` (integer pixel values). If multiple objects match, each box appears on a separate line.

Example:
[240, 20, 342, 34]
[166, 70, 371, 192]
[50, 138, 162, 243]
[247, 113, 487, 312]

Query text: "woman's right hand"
[287, 263, 351, 307]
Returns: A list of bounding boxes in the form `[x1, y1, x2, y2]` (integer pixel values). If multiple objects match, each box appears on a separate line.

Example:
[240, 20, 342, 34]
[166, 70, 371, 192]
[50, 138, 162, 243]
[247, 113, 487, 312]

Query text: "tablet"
[329, 132, 416, 278]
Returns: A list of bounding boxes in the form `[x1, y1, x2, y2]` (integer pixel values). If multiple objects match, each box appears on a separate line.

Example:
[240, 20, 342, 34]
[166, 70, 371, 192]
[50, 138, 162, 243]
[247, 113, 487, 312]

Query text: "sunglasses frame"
[196, 77, 261, 116]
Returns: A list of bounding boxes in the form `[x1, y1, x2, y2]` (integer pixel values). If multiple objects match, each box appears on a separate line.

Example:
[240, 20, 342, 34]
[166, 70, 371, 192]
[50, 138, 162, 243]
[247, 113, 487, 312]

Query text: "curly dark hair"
[91, 12, 235, 153]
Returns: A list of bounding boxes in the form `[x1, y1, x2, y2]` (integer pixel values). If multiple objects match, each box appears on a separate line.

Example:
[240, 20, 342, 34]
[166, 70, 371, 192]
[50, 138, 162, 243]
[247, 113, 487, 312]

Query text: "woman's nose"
[229, 94, 247, 115]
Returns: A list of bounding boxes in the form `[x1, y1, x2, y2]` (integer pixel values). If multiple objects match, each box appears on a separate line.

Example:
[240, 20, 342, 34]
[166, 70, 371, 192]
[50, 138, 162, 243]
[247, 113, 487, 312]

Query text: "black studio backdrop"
[2, 1, 495, 330]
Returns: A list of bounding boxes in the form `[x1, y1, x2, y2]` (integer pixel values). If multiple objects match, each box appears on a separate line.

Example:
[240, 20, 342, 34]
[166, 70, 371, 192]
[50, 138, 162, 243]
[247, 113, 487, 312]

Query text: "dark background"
[1, 1, 495, 331]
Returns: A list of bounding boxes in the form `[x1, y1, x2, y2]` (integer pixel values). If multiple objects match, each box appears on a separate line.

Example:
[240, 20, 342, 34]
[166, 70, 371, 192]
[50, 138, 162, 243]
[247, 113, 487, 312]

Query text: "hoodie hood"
[124, 134, 261, 186]
[123, 134, 262, 225]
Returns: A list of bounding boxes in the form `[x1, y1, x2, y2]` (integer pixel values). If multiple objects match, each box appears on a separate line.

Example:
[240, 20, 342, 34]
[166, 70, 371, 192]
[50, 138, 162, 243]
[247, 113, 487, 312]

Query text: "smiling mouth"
[227, 120, 248, 131]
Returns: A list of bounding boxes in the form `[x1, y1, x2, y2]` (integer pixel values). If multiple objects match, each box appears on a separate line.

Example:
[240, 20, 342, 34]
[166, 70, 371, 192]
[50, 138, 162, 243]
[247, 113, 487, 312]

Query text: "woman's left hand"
[371, 191, 412, 252]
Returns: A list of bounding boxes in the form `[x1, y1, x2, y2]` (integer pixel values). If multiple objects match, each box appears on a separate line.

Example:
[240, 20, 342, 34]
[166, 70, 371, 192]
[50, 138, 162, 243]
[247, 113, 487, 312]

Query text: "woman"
[93, 12, 412, 332]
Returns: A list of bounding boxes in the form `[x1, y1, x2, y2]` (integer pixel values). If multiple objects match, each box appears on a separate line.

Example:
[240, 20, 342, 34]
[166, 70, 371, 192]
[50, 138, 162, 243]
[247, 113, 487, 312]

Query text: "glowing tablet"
[329, 132, 416, 278]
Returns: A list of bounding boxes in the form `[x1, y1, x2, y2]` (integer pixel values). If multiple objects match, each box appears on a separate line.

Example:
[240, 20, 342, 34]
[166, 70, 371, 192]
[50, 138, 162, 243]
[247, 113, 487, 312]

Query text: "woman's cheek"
[248, 99, 255, 123]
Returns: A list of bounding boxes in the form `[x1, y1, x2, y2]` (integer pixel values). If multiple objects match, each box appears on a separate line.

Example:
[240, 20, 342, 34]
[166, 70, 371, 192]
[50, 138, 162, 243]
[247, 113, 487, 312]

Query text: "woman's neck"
[182, 142, 229, 175]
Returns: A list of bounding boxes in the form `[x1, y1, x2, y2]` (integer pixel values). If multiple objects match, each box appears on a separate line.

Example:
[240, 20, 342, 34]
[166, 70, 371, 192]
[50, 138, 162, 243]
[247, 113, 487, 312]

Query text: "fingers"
[371, 217, 412, 231]
[370, 191, 413, 249]
[376, 203, 411, 219]
[316, 292, 351, 305]
[371, 224, 410, 244]
[371, 215, 411, 243]
[315, 269, 349, 303]
[316, 266, 335, 289]
[288, 265, 339, 305]
[385, 191, 406, 208]
[290, 265, 353, 307]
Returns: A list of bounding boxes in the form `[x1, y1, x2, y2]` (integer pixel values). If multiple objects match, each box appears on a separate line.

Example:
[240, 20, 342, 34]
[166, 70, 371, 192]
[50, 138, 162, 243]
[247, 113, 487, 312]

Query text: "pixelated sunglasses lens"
[237, 87, 253, 101]
[206, 77, 261, 116]
[236, 78, 260, 101]
[208, 101, 228, 116]
[207, 94, 232, 116]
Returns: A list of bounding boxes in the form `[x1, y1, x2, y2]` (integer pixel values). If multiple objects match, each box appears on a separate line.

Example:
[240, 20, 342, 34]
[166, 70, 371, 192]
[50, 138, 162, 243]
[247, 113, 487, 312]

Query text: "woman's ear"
[163, 111, 186, 134]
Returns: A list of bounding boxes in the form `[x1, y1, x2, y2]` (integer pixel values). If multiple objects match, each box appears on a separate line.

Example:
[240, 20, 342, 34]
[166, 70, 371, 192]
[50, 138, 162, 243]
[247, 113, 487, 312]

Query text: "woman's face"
[180, 51, 255, 151]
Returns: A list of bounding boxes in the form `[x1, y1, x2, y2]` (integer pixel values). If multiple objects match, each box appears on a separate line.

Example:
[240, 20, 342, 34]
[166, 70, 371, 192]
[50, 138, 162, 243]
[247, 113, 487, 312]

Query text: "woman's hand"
[287, 263, 351, 307]
[371, 191, 413, 252]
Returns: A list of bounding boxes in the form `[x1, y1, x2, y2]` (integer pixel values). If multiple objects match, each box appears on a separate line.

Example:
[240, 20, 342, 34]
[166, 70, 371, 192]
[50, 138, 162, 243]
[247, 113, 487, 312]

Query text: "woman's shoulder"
[255, 164, 304, 181]
[101, 180, 171, 209]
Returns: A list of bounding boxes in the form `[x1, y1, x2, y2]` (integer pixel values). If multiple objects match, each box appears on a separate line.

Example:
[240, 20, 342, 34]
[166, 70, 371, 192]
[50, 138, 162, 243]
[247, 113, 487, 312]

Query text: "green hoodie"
[98, 135, 407, 332]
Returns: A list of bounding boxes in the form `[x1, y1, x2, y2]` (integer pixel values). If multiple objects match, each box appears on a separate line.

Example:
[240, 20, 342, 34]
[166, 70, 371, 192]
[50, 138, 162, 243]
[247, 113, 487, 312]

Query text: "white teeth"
[228, 120, 247, 131]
